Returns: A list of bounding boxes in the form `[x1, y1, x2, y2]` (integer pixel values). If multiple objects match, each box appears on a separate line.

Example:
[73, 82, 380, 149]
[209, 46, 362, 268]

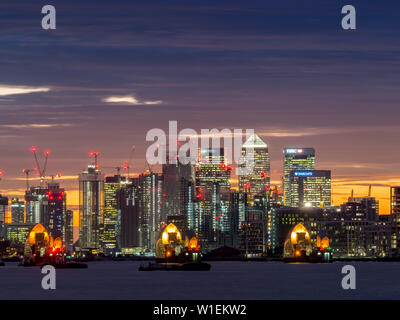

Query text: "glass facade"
[196, 148, 230, 245]
[239, 134, 270, 206]
[79, 165, 104, 250]
[103, 175, 127, 252]
[283, 148, 315, 205]
[11, 198, 25, 224]
[289, 170, 331, 208]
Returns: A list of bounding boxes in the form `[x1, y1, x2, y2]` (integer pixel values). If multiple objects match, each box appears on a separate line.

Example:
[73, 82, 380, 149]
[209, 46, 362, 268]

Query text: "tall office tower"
[45, 182, 66, 239]
[283, 148, 315, 205]
[117, 183, 140, 250]
[195, 148, 231, 246]
[0, 195, 8, 224]
[161, 162, 194, 229]
[217, 190, 246, 248]
[239, 134, 270, 206]
[25, 186, 48, 224]
[390, 187, 400, 254]
[132, 172, 162, 250]
[289, 170, 331, 208]
[391, 187, 400, 216]
[79, 164, 104, 250]
[103, 175, 127, 254]
[181, 177, 196, 231]
[63, 209, 74, 249]
[11, 198, 25, 224]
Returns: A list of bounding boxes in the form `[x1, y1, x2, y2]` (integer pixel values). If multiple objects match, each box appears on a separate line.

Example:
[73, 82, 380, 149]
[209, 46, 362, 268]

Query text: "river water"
[1, 261, 399, 299]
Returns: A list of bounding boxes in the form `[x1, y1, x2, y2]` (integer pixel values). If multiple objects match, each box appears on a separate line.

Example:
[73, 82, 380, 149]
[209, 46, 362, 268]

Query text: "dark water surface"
[1, 261, 399, 299]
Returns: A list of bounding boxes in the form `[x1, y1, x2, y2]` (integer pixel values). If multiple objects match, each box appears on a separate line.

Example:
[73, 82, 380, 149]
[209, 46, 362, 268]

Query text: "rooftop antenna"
[89, 151, 100, 168]
[47, 173, 62, 184]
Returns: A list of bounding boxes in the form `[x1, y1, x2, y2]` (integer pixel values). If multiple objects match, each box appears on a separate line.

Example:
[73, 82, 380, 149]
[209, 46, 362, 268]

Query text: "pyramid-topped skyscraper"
[239, 133, 270, 206]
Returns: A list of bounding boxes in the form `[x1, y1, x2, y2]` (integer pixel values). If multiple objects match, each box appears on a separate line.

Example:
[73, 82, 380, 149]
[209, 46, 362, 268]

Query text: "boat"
[139, 262, 211, 271]
[283, 251, 332, 263]
[283, 256, 309, 263]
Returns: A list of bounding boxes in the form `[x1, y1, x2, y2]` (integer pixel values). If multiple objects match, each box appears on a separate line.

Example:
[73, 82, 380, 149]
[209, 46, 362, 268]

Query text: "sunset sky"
[1, 0, 400, 225]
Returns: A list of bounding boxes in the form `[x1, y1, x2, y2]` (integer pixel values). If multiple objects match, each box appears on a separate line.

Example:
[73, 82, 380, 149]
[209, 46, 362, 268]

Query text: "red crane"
[30, 147, 51, 185]
[124, 145, 136, 178]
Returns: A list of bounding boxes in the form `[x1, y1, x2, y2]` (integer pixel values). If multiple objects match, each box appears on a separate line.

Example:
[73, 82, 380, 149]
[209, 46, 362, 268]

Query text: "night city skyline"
[2, 0, 400, 305]
[1, 1, 400, 220]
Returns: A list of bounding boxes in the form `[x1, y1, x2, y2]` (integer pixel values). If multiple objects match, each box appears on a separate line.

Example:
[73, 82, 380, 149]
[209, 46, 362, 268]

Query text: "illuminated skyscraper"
[195, 148, 231, 246]
[63, 209, 74, 248]
[283, 148, 315, 205]
[391, 187, 400, 216]
[25, 186, 48, 224]
[289, 170, 331, 208]
[161, 162, 194, 229]
[0, 195, 7, 224]
[11, 198, 25, 224]
[390, 187, 400, 255]
[25, 183, 67, 240]
[79, 164, 104, 250]
[103, 175, 127, 253]
[239, 134, 270, 206]
[117, 183, 140, 249]
[217, 190, 246, 248]
[46, 182, 66, 239]
[133, 172, 162, 250]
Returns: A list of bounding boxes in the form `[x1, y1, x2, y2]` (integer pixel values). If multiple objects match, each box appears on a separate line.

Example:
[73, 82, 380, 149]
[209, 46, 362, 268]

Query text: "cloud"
[13, 175, 78, 181]
[102, 95, 163, 105]
[0, 123, 73, 129]
[0, 85, 50, 96]
[332, 177, 400, 187]
[144, 100, 163, 105]
[254, 125, 400, 138]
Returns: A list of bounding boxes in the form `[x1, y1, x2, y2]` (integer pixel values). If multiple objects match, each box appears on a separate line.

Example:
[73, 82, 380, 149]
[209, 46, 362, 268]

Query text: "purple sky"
[0, 0, 399, 213]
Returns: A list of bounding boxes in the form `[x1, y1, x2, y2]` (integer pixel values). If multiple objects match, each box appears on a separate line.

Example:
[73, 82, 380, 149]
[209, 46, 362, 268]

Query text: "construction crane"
[124, 145, 136, 178]
[30, 147, 51, 185]
[22, 168, 37, 190]
[102, 166, 122, 176]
